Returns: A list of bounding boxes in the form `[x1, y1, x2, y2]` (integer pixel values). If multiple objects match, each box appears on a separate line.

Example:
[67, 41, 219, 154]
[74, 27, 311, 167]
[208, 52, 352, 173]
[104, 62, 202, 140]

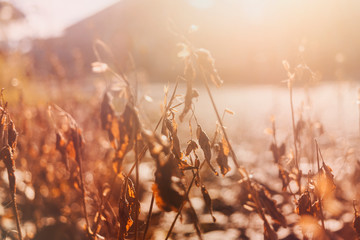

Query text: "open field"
[2, 1, 360, 239]
[0, 74, 359, 239]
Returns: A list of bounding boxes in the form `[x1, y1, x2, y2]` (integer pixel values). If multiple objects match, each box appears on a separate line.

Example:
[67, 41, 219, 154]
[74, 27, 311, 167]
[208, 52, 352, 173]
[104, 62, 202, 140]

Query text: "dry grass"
[0, 34, 360, 240]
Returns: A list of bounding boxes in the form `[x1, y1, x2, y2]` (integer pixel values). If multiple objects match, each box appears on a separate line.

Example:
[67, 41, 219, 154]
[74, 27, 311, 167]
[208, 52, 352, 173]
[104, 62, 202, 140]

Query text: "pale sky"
[9, 0, 119, 39]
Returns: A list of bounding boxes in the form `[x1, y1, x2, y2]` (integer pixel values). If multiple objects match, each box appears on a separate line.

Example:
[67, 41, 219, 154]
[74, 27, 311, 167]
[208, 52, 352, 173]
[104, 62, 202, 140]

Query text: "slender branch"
[134, 133, 139, 240]
[75, 131, 92, 238]
[315, 140, 326, 231]
[289, 82, 299, 168]
[142, 194, 155, 240]
[199, 67, 240, 169]
[11, 188, 22, 240]
[165, 174, 196, 240]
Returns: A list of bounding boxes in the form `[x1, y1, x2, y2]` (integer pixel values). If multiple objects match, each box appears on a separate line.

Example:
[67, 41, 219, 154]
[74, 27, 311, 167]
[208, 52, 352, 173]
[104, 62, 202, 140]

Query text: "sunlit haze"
[10, 0, 119, 38]
[1, 0, 360, 239]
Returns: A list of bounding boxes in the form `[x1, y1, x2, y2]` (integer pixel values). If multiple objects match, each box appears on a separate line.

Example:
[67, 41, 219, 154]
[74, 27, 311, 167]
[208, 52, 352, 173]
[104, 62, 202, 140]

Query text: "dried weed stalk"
[0, 92, 22, 240]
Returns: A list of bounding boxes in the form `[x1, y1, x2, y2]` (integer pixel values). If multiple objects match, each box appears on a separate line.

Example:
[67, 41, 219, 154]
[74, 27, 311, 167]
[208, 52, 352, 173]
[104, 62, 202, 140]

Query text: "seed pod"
[7, 120, 17, 150]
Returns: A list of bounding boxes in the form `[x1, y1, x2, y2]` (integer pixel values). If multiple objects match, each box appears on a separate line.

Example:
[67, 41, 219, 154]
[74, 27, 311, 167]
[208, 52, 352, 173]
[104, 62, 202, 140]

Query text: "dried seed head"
[8, 120, 17, 150]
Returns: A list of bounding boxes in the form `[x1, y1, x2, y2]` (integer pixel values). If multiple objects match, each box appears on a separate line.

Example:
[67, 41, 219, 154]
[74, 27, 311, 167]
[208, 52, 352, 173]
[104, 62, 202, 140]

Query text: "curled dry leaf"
[0, 146, 16, 194]
[354, 214, 360, 236]
[214, 137, 231, 176]
[278, 165, 290, 192]
[142, 130, 184, 211]
[201, 185, 216, 222]
[185, 140, 198, 156]
[270, 142, 285, 164]
[197, 125, 218, 175]
[101, 92, 139, 174]
[118, 177, 139, 240]
[112, 105, 138, 174]
[7, 120, 17, 150]
[165, 118, 182, 159]
[100, 92, 115, 132]
[257, 185, 287, 228]
[141, 129, 170, 161]
[264, 220, 278, 240]
[296, 191, 313, 216]
[152, 154, 185, 212]
[314, 162, 336, 199]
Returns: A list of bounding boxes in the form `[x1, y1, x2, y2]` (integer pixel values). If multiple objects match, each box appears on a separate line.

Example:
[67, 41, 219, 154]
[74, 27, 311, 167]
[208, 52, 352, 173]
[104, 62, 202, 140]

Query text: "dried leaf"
[258, 186, 287, 228]
[264, 220, 278, 240]
[278, 165, 290, 192]
[118, 182, 132, 240]
[185, 140, 198, 156]
[100, 92, 115, 131]
[152, 154, 185, 212]
[142, 129, 170, 161]
[214, 138, 231, 176]
[354, 215, 360, 236]
[178, 159, 196, 171]
[314, 162, 336, 199]
[296, 191, 313, 216]
[165, 118, 182, 159]
[197, 125, 218, 175]
[111, 105, 139, 174]
[201, 185, 216, 222]
[0, 146, 15, 194]
[270, 143, 285, 164]
[7, 120, 17, 150]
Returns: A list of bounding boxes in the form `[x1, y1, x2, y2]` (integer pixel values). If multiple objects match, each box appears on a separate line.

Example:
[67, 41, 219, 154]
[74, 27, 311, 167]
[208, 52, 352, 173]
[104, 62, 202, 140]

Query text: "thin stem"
[358, 104, 360, 137]
[199, 67, 240, 169]
[187, 197, 203, 240]
[91, 174, 117, 235]
[142, 193, 154, 240]
[126, 80, 179, 178]
[118, 177, 129, 240]
[134, 135, 139, 240]
[75, 131, 91, 238]
[165, 174, 196, 240]
[127, 80, 180, 239]
[315, 140, 326, 231]
[289, 82, 299, 168]
[11, 192, 22, 240]
[289, 81, 302, 194]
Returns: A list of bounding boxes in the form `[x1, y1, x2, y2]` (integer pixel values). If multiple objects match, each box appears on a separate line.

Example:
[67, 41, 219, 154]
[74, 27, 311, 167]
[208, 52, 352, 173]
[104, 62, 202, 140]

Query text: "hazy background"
[2, 0, 360, 84]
